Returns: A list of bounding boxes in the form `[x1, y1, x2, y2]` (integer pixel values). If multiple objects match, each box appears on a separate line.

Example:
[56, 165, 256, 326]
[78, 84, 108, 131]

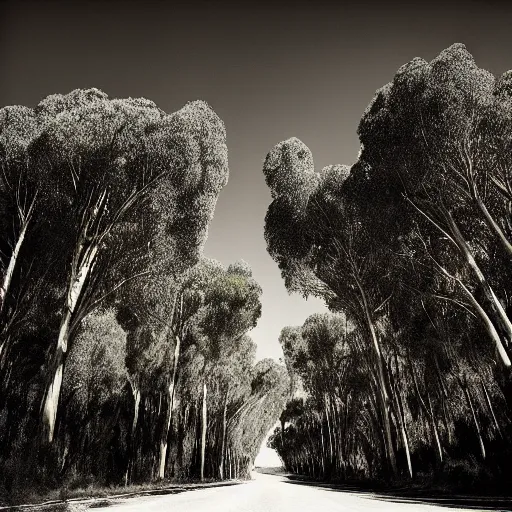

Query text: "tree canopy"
[265, 44, 512, 490]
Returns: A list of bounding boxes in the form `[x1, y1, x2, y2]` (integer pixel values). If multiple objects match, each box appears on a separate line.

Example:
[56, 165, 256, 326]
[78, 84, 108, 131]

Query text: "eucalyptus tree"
[117, 258, 262, 481]
[61, 309, 128, 480]
[227, 358, 289, 478]
[357, 43, 512, 367]
[214, 334, 256, 479]
[188, 260, 262, 480]
[117, 300, 174, 483]
[263, 44, 512, 480]
[277, 313, 383, 479]
[264, 142, 400, 475]
[0, 106, 46, 388]
[0, 107, 39, 320]
[279, 326, 307, 399]
[0, 88, 229, 443]
[138, 260, 225, 480]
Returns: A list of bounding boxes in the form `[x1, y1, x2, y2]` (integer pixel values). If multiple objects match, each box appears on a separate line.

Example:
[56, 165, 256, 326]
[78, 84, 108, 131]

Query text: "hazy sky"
[2, 0, 512, 361]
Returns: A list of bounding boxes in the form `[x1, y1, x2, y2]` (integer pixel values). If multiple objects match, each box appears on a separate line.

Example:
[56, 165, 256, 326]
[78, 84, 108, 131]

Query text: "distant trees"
[265, 44, 512, 489]
[0, 89, 288, 499]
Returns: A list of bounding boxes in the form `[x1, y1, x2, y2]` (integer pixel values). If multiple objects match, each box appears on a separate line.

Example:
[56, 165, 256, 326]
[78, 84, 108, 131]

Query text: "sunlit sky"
[254, 421, 282, 468]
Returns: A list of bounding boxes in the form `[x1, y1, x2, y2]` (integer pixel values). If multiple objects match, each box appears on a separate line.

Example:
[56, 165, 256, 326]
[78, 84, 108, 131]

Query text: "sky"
[2, 0, 512, 362]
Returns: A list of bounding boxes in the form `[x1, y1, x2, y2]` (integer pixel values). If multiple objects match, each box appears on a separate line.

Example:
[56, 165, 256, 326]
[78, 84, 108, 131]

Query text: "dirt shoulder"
[0, 480, 246, 511]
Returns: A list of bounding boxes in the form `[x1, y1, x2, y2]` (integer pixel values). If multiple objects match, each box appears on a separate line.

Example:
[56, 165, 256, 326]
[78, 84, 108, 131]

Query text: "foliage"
[0, 89, 288, 501]
[264, 44, 512, 489]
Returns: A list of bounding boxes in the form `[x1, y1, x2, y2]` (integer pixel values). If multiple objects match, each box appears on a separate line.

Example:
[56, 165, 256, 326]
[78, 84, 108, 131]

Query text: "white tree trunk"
[456, 278, 511, 367]
[463, 384, 486, 460]
[473, 190, 512, 259]
[201, 382, 207, 481]
[42, 307, 71, 443]
[446, 211, 512, 345]
[132, 387, 141, 434]
[158, 441, 168, 480]
[400, 420, 413, 479]
[481, 382, 502, 437]
[42, 251, 96, 443]
[125, 383, 141, 486]
[0, 220, 28, 314]
[356, 278, 397, 476]
[42, 356, 64, 443]
[324, 395, 334, 465]
[158, 335, 180, 479]
[219, 393, 228, 479]
[428, 394, 443, 465]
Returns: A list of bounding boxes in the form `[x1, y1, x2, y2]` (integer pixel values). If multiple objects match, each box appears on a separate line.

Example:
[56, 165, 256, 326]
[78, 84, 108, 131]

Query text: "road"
[92, 471, 501, 512]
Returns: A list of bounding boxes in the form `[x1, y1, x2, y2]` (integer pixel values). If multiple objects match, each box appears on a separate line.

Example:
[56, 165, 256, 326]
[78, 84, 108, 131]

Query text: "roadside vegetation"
[264, 44, 512, 494]
[0, 89, 289, 506]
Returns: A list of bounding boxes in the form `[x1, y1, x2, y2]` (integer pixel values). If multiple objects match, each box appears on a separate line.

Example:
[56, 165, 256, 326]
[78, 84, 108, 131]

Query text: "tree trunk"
[324, 394, 334, 469]
[219, 392, 228, 479]
[201, 381, 207, 481]
[463, 383, 486, 460]
[455, 279, 511, 366]
[320, 422, 326, 478]
[42, 310, 70, 443]
[481, 381, 502, 438]
[357, 279, 397, 477]
[399, 415, 413, 479]
[132, 387, 141, 434]
[0, 218, 29, 315]
[158, 334, 181, 479]
[125, 383, 141, 485]
[446, 210, 512, 347]
[473, 188, 512, 260]
[427, 394, 443, 466]
[394, 383, 413, 479]
[42, 246, 97, 443]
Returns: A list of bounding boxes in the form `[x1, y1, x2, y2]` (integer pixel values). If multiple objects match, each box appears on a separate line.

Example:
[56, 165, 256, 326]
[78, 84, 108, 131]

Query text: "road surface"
[93, 471, 499, 511]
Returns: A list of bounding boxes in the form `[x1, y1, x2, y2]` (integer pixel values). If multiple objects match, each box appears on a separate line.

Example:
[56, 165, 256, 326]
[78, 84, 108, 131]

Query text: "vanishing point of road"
[93, 471, 507, 512]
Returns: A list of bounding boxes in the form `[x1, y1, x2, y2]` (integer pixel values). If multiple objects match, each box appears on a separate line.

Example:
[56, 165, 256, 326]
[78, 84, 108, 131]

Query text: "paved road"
[92, 471, 501, 512]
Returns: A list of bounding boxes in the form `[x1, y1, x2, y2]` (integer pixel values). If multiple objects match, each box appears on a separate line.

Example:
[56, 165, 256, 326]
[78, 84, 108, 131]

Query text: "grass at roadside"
[0, 479, 245, 511]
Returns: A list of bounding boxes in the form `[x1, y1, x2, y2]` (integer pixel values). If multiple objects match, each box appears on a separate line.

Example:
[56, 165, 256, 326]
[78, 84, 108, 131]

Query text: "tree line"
[0, 89, 289, 500]
[264, 44, 512, 491]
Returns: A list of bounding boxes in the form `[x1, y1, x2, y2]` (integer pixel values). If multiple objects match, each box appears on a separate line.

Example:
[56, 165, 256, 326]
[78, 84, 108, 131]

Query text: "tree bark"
[42, 345, 65, 444]
[0, 218, 29, 315]
[455, 278, 511, 367]
[392, 377, 413, 479]
[356, 277, 397, 477]
[445, 209, 512, 347]
[399, 411, 413, 479]
[463, 382, 486, 460]
[219, 391, 228, 479]
[0, 191, 37, 319]
[42, 244, 97, 443]
[427, 393, 443, 466]
[201, 381, 207, 481]
[481, 381, 502, 438]
[472, 186, 512, 259]
[158, 334, 181, 479]
[324, 394, 334, 470]
[125, 382, 141, 485]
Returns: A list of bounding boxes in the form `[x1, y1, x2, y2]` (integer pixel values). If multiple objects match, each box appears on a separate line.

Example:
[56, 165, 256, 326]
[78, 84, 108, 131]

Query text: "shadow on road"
[258, 471, 512, 511]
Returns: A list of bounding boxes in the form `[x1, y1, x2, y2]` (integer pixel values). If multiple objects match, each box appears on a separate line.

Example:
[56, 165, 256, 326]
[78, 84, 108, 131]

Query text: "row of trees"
[0, 89, 288, 497]
[264, 44, 512, 489]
